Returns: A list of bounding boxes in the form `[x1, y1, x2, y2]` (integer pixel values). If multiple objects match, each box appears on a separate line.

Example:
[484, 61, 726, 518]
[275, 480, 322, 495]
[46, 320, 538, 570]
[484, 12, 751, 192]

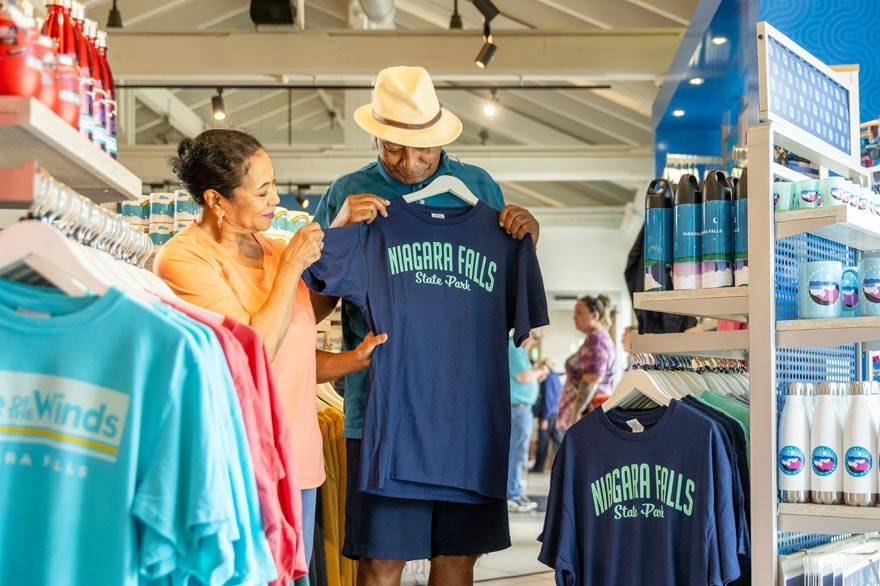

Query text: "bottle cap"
[703, 170, 732, 202]
[644, 178, 674, 209]
[851, 381, 871, 396]
[674, 174, 701, 206]
[837, 382, 851, 396]
[817, 382, 836, 396]
[735, 168, 748, 200]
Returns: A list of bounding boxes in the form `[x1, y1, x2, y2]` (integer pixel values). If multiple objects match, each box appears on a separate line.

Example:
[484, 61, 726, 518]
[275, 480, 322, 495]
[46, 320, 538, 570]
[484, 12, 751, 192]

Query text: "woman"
[153, 129, 386, 576]
[556, 294, 616, 431]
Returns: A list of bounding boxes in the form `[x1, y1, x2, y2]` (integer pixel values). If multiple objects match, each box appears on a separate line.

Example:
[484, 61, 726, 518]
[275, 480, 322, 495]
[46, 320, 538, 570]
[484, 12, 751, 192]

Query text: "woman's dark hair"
[170, 129, 264, 205]
[579, 294, 615, 331]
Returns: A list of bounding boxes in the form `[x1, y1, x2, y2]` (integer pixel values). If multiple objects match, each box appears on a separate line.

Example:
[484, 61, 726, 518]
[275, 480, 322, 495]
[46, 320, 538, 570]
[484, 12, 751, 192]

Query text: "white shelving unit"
[777, 317, 880, 348]
[0, 97, 141, 204]
[778, 504, 880, 534]
[634, 287, 749, 321]
[775, 206, 880, 249]
[631, 330, 748, 357]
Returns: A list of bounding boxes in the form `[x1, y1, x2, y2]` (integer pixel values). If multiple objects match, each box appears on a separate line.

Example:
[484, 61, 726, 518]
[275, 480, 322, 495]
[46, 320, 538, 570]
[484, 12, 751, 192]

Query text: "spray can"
[778, 382, 811, 503]
[644, 179, 674, 292]
[733, 169, 749, 286]
[811, 382, 844, 504]
[673, 174, 702, 290]
[701, 170, 734, 288]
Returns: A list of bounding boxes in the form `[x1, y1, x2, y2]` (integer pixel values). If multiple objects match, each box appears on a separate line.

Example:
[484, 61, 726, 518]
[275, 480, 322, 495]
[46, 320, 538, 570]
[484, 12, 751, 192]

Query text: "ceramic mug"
[799, 261, 843, 319]
[861, 258, 880, 316]
[820, 177, 848, 207]
[841, 266, 860, 317]
[796, 179, 822, 209]
[774, 181, 795, 212]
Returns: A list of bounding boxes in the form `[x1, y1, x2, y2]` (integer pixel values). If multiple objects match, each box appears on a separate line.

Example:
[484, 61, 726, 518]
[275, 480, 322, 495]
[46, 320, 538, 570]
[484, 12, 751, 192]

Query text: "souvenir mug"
[841, 266, 860, 317]
[860, 258, 880, 317]
[796, 179, 822, 209]
[799, 261, 843, 319]
[820, 177, 848, 207]
[774, 181, 795, 212]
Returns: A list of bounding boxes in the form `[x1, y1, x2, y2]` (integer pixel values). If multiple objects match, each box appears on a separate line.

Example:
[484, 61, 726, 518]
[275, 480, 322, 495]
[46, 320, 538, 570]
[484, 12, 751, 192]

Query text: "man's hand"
[331, 194, 391, 228]
[354, 331, 389, 369]
[499, 204, 540, 243]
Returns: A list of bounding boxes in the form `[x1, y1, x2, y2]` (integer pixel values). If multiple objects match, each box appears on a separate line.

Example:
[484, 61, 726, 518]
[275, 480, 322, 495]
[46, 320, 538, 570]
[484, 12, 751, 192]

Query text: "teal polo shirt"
[312, 151, 506, 439]
[508, 339, 539, 406]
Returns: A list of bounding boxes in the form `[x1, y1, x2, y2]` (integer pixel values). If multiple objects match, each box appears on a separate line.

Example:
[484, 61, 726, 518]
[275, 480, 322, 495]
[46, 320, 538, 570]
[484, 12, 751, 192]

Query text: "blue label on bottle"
[644, 208, 672, 291]
[701, 200, 732, 285]
[778, 445, 806, 476]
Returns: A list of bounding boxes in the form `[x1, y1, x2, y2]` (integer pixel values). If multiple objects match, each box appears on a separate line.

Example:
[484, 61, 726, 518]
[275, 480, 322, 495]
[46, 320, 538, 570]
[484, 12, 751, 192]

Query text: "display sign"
[758, 22, 858, 157]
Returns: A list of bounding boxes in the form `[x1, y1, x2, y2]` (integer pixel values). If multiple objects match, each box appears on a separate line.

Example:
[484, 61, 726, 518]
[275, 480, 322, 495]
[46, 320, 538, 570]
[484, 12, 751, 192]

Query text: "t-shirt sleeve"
[313, 182, 341, 228]
[133, 339, 238, 583]
[154, 241, 251, 324]
[509, 237, 549, 346]
[705, 425, 741, 586]
[301, 223, 370, 309]
[538, 435, 577, 585]
[582, 333, 612, 380]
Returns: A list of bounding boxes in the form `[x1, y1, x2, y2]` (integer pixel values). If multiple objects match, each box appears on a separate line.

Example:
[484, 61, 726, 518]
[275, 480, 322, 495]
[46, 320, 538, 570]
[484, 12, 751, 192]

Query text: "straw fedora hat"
[354, 66, 463, 148]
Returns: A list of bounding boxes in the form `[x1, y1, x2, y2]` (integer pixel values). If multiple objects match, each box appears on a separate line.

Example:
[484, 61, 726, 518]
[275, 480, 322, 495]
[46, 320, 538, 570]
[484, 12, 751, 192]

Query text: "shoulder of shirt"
[154, 225, 208, 265]
[325, 160, 382, 195]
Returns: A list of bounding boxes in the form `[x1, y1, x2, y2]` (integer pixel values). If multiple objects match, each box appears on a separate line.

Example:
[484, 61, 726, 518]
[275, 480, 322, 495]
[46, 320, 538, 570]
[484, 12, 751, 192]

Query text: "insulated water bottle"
[844, 382, 877, 506]
[673, 174, 702, 290]
[733, 169, 749, 287]
[835, 382, 851, 429]
[644, 179, 674, 292]
[811, 382, 844, 504]
[701, 171, 733, 288]
[778, 382, 811, 503]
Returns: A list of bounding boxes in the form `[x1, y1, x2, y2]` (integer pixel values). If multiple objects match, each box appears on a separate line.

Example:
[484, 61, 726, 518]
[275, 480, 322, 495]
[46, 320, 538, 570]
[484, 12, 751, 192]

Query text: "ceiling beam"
[502, 182, 566, 207]
[624, 0, 694, 26]
[108, 29, 684, 82]
[134, 88, 205, 137]
[119, 144, 654, 184]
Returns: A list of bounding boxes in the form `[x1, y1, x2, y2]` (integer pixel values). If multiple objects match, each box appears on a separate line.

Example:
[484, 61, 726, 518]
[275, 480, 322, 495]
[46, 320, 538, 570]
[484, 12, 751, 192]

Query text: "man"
[532, 360, 563, 474]
[312, 66, 541, 586]
[507, 331, 546, 513]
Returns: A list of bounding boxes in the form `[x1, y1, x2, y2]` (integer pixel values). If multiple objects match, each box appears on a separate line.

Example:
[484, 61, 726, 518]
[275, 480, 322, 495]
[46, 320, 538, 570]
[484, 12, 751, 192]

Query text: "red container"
[0, 10, 43, 98]
[54, 53, 81, 127]
[33, 36, 59, 112]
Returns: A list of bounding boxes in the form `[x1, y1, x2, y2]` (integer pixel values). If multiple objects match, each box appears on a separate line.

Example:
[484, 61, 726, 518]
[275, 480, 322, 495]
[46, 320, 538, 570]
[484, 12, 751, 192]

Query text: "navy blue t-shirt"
[303, 199, 549, 502]
[538, 401, 740, 586]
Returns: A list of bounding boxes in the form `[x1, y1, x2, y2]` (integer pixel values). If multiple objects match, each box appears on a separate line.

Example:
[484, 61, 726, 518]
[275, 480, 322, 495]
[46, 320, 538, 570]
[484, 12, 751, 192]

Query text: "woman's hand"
[281, 222, 325, 274]
[354, 331, 389, 369]
[331, 194, 391, 228]
[499, 204, 540, 243]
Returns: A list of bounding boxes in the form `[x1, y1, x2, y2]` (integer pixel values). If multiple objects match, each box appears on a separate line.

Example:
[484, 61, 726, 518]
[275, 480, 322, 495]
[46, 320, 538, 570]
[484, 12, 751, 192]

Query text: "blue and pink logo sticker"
[845, 447, 873, 478]
[812, 446, 838, 477]
[779, 445, 806, 476]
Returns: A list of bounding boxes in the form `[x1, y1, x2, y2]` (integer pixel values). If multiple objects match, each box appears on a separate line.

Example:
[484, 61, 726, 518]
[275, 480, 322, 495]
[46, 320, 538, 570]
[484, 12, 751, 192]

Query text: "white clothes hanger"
[603, 370, 673, 412]
[402, 175, 479, 206]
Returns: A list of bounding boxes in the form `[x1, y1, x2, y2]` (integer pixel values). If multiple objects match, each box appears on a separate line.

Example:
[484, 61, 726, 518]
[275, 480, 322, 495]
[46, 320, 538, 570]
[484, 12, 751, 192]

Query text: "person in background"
[153, 129, 387, 579]
[556, 294, 616, 431]
[622, 325, 637, 369]
[531, 359, 563, 474]
[507, 331, 546, 513]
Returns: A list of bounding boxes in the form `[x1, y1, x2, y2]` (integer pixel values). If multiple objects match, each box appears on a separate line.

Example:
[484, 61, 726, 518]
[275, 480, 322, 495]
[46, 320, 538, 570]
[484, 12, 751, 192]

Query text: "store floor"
[401, 470, 555, 586]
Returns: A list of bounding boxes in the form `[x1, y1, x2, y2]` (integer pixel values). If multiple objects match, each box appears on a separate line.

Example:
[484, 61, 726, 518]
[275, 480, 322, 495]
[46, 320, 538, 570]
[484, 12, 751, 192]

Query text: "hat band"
[372, 106, 443, 131]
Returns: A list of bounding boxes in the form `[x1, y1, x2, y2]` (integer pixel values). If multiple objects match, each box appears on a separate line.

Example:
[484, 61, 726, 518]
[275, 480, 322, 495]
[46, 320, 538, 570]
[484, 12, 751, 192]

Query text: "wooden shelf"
[778, 503, 880, 533]
[631, 330, 748, 358]
[775, 206, 880, 250]
[635, 287, 748, 321]
[0, 97, 141, 204]
[777, 316, 880, 348]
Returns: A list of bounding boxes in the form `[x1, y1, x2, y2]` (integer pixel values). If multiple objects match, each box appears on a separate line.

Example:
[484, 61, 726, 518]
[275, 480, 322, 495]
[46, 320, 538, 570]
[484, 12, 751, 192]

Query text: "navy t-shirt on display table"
[538, 400, 741, 586]
[304, 199, 549, 503]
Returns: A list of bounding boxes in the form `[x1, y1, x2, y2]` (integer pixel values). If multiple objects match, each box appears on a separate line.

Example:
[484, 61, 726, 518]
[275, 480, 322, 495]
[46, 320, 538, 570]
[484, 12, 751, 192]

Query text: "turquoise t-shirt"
[0, 280, 239, 585]
[313, 152, 505, 439]
[509, 340, 539, 406]
[156, 306, 276, 585]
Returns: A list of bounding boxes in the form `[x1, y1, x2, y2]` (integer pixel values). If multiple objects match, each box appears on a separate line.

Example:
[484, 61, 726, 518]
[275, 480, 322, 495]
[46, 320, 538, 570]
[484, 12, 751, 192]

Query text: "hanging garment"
[303, 199, 549, 503]
[539, 400, 741, 586]
[0, 279, 274, 585]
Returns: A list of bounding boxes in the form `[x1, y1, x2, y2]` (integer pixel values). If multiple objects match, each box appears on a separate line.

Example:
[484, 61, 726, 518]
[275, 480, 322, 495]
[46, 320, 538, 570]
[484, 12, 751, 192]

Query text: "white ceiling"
[86, 0, 700, 207]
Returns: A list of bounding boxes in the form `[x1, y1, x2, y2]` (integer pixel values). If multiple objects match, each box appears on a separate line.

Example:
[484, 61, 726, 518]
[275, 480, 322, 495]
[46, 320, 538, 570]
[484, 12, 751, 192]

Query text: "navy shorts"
[342, 439, 511, 561]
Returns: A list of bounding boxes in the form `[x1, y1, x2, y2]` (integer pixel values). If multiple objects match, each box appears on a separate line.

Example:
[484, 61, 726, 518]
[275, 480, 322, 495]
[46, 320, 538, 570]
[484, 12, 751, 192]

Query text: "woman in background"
[556, 294, 616, 431]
